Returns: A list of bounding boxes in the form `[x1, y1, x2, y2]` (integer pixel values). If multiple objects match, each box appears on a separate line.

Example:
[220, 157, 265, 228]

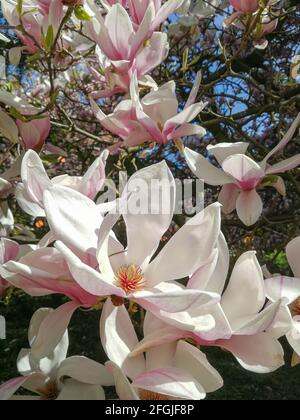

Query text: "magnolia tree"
[0, 0, 299, 401]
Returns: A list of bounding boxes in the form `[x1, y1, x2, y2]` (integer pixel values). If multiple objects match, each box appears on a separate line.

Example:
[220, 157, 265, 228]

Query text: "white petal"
[236, 189, 263, 226]
[217, 333, 284, 374]
[106, 361, 140, 400]
[207, 142, 249, 165]
[265, 276, 300, 305]
[44, 186, 101, 253]
[57, 356, 114, 386]
[145, 203, 221, 286]
[133, 367, 206, 400]
[124, 161, 175, 267]
[221, 252, 265, 323]
[57, 379, 105, 401]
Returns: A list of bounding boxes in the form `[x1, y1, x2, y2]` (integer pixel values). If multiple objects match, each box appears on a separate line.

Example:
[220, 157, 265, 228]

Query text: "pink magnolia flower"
[86, 3, 169, 97]
[17, 116, 51, 152]
[265, 237, 300, 359]
[230, 0, 259, 13]
[0, 238, 19, 297]
[131, 249, 284, 374]
[101, 304, 223, 400]
[15, 149, 108, 217]
[0, 308, 114, 400]
[184, 113, 300, 226]
[91, 72, 206, 146]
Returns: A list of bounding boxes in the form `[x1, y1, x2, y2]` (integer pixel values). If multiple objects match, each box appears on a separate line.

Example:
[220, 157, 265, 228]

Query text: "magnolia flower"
[101, 304, 223, 400]
[184, 113, 300, 225]
[17, 116, 51, 151]
[264, 237, 300, 362]
[131, 249, 284, 374]
[0, 308, 114, 400]
[91, 72, 206, 146]
[16, 149, 108, 217]
[52, 161, 221, 327]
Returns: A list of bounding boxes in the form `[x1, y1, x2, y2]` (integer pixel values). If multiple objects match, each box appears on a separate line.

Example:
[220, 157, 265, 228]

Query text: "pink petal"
[236, 189, 263, 226]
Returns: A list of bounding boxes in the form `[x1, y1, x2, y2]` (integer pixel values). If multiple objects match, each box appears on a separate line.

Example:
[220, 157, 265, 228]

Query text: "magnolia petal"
[79, 150, 108, 199]
[124, 160, 175, 267]
[21, 150, 52, 205]
[15, 183, 45, 218]
[266, 154, 300, 175]
[286, 237, 300, 278]
[0, 377, 29, 401]
[217, 333, 284, 374]
[218, 184, 240, 214]
[236, 189, 263, 226]
[263, 113, 300, 164]
[234, 300, 282, 335]
[106, 4, 133, 60]
[164, 102, 206, 132]
[44, 186, 101, 253]
[100, 300, 146, 380]
[55, 241, 120, 297]
[133, 367, 206, 400]
[106, 361, 140, 400]
[286, 319, 300, 357]
[130, 327, 188, 358]
[185, 71, 202, 109]
[222, 154, 265, 184]
[207, 142, 249, 165]
[146, 203, 221, 286]
[57, 356, 114, 386]
[135, 288, 219, 314]
[222, 252, 265, 324]
[265, 276, 300, 305]
[0, 109, 19, 143]
[56, 379, 105, 401]
[174, 341, 223, 393]
[31, 301, 79, 359]
[184, 147, 232, 186]
[166, 123, 206, 141]
[152, 0, 185, 31]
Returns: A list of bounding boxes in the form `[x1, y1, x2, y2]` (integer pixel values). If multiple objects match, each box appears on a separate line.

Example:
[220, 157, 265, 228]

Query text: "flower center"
[115, 264, 145, 294]
[139, 389, 170, 400]
[37, 381, 59, 401]
[290, 298, 300, 317]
